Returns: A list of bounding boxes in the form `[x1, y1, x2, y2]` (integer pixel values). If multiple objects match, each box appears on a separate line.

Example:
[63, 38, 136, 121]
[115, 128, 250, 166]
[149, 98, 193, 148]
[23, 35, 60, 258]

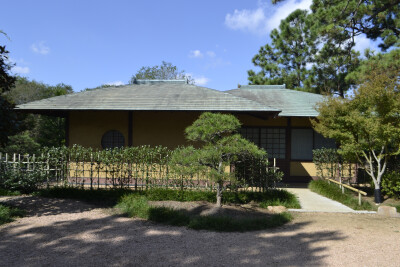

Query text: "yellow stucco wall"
[69, 111, 129, 149]
[69, 111, 294, 149]
[290, 162, 317, 177]
[132, 111, 201, 148]
[68, 111, 318, 179]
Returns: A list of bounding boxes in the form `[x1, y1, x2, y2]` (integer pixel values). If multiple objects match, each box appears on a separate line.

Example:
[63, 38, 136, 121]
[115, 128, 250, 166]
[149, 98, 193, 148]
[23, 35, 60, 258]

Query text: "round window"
[101, 130, 125, 149]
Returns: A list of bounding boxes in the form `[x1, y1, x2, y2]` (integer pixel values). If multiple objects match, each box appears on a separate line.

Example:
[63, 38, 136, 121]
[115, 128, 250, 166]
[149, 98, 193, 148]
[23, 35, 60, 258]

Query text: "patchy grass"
[116, 194, 292, 232]
[37, 187, 300, 208]
[309, 180, 375, 211]
[188, 213, 292, 232]
[36, 187, 130, 206]
[396, 205, 400, 213]
[37, 187, 296, 231]
[0, 204, 24, 225]
[0, 188, 21, 196]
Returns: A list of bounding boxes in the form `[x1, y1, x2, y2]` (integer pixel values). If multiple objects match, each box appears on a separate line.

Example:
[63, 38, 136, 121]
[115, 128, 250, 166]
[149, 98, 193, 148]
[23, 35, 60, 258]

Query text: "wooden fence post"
[13, 153, 16, 170]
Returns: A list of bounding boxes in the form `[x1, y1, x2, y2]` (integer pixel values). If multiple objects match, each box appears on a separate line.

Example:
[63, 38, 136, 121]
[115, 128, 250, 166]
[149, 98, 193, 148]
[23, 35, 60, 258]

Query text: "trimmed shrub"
[381, 171, 400, 199]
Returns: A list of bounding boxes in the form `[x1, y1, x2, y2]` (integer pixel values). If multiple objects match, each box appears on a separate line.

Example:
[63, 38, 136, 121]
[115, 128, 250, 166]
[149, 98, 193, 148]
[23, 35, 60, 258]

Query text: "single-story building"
[16, 79, 335, 182]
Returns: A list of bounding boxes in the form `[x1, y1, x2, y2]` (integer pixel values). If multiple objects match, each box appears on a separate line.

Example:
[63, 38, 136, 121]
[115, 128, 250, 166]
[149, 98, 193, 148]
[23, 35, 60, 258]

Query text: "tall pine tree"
[248, 9, 316, 90]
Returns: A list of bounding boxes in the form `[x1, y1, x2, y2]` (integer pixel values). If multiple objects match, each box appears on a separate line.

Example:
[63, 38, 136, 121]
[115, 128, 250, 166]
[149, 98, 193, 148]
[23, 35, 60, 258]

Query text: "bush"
[0, 188, 21, 196]
[0, 168, 46, 194]
[313, 148, 340, 178]
[381, 171, 400, 199]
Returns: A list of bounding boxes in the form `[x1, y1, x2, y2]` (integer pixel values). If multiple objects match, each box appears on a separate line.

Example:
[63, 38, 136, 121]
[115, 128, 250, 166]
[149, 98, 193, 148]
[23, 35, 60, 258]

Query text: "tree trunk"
[363, 149, 386, 204]
[374, 188, 382, 204]
[216, 182, 222, 207]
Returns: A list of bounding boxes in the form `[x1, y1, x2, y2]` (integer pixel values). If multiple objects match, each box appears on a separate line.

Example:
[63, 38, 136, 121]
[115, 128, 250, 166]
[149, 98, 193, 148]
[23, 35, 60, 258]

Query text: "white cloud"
[266, 0, 312, 31]
[189, 50, 203, 58]
[187, 73, 210, 86]
[225, 0, 312, 35]
[353, 34, 379, 54]
[105, 81, 124, 86]
[12, 66, 30, 74]
[8, 58, 30, 74]
[189, 50, 217, 59]
[225, 8, 268, 35]
[31, 41, 50, 55]
[194, 76, 209, 86]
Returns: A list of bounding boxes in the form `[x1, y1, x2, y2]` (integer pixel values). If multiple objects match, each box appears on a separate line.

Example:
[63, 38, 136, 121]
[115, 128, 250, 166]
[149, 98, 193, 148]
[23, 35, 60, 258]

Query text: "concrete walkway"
[284, 187, 355, 213]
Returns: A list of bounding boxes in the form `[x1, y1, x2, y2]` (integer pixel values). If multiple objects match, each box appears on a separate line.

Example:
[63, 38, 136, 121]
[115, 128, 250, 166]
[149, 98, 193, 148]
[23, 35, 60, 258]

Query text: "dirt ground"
[1, 196, 399, 267]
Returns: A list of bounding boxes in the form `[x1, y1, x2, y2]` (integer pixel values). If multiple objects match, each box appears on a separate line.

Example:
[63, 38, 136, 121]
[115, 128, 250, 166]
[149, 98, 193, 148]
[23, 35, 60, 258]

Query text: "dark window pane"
[101, 130, 125, 149]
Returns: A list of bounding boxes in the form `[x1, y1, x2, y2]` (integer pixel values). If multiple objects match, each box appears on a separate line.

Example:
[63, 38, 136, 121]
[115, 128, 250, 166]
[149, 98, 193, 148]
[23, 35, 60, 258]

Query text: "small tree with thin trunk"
[313, 68, 400, 203]
[185, 112, 266, 206]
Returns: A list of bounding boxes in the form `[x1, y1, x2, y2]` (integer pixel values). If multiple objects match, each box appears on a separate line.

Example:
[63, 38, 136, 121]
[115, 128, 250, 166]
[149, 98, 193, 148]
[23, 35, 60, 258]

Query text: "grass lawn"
[37, 187, 299, 231]
[116, 194, 293, 232]
[0, 188, 21, 196]
[0, 204, 24, 225]
[309, 180, 375, 211]
[0, 188, 24, 225]
[37, 187, 300, 208]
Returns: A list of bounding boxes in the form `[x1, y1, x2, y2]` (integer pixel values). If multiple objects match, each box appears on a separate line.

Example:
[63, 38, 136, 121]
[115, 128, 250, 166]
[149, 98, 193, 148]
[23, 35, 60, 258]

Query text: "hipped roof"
[16, 80, 324, 117]
[227, 85, 324, 117]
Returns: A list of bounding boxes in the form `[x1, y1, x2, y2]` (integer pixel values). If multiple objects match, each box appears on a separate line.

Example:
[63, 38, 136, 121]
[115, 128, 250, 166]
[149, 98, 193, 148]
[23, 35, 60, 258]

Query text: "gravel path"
[1, 196, 400, 267]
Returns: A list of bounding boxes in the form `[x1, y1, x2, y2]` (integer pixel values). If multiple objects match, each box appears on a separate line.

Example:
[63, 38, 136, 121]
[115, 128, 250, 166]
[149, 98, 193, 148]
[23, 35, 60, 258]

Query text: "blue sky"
[2, 0, 378, 92]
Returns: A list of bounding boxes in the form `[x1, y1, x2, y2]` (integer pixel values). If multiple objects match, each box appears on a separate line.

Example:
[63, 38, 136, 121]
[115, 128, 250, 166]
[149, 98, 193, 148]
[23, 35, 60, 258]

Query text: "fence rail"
[326, 178, 367, 205]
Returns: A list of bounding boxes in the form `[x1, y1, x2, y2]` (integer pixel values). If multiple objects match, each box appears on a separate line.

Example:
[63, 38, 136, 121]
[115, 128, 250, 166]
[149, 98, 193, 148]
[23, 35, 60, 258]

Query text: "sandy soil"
[1, 196, 400, 267]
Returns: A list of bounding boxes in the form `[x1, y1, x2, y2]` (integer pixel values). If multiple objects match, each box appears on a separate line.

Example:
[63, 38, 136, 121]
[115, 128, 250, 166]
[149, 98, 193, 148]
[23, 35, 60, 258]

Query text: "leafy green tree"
[311, 43, 360, 97]
[83, 84, 115, 92]
[310, 0, 400, 51]
[2, 131, 40, 155]
[0, 32, 17, 148]
[265, 0, 398, 96]
[129, 61, 194, 84]
[4, 77, 73, 151]
[313, 67, 400, 203]
[184, 112, 266, 206]
[273, 0, 399, 50]
[248, 9, 316, 90]
[347, 48, 400, 84]
[6, 77, 73, 105]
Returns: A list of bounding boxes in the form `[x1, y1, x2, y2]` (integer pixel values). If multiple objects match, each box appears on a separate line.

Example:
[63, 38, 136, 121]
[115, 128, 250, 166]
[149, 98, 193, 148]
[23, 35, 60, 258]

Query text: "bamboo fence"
[0, 147, 279, 192]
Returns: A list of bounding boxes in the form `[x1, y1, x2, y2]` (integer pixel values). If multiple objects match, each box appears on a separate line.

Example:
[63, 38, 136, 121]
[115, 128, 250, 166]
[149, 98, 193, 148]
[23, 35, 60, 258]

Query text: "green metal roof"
[227, 85, 324, 117]
[16, 80, 280, 113]
[16, 81, 324, 117]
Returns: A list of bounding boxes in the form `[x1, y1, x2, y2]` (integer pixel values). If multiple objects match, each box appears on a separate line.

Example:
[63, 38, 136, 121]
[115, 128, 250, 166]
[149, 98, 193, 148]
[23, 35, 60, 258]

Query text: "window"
[291, 129, 336, 160]
[291, 129, 313, 160]
[240, 127, 286, 159]
[101, 130, 125, 149]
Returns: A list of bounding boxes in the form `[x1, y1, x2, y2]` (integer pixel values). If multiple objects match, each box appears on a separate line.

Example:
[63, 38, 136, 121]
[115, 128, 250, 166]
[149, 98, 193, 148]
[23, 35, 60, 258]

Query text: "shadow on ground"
[0, 196, 94, 216]
[0, 197, 346, 266]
